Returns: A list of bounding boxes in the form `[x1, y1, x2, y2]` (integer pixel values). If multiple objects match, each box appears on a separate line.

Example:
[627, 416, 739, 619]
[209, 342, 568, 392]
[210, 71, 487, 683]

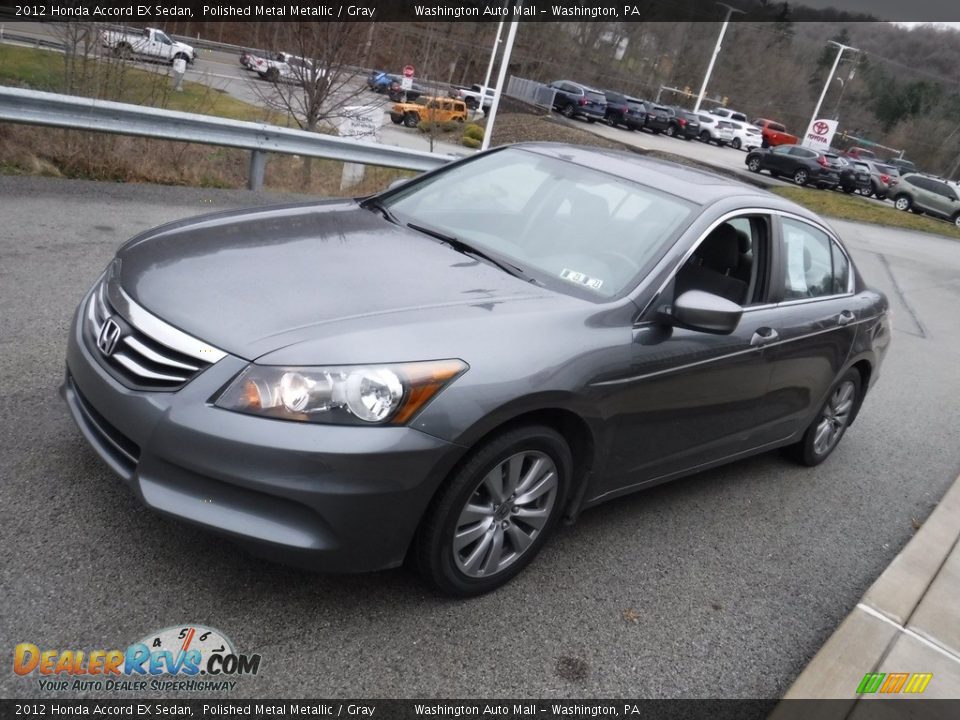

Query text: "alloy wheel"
[794, 169, 808, 185]
[452, 451, 558, 578]
[812, 380, 856, 456]
[895, 196, 910, 211]
[748, 158, 761, 172]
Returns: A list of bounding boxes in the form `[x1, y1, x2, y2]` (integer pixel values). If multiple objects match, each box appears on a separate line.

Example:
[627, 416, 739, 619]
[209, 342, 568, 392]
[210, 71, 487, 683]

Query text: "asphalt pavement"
[1, 175, 959, 700]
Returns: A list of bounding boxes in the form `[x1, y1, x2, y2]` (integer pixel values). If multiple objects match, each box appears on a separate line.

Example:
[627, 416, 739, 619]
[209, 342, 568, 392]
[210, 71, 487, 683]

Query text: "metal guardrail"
[0, 85, 452, 190]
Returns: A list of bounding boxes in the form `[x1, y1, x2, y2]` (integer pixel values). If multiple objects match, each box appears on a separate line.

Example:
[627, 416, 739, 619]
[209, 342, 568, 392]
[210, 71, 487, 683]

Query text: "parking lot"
[2, 174, 959, 698]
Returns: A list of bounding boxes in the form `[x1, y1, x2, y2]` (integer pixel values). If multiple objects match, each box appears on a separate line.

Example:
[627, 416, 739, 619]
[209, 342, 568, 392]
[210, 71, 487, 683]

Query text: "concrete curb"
[772, 472, 960, 709]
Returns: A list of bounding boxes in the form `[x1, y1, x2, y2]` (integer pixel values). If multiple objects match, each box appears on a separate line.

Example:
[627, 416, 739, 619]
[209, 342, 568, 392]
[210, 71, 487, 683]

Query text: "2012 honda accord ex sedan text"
[62, 144, 891, 596]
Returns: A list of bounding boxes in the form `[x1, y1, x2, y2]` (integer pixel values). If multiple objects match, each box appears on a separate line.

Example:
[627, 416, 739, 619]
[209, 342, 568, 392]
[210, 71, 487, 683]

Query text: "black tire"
[699, 131, 711, 143]
[953, 212, 960, 228]
[605, 114, 617, 127]
[172, 53, 189, 66]
[747, 156, 762, 173]
[390, 115, 402, 125]
[665, 125, 677, 138]
[910, 208, 924, 215]
[731, 138, 742, 150]
[793, 168, 809, 186]
[893, 195, 911, 211]
[874, 192, 887, 201]
[403, 112, 419, 128]
[265, 67, 280, 83]
[561, 103, 575, 118]
[413, 425, 572, 597]
[785, 368, 862, 467]
[114, 44, 132, 60]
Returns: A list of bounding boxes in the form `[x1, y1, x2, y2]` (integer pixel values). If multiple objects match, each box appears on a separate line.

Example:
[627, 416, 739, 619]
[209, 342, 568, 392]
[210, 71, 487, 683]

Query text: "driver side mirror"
[662, 290, 743, 335]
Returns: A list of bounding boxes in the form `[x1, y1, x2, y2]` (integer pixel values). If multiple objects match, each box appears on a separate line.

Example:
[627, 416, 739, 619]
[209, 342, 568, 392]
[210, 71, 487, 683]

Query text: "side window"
[781, 219, 847, 300]
[674, 216, 770, 306]
[831, 242, 850, 295]
[935, 181, 956, 199]
[772, 146, 793, 155]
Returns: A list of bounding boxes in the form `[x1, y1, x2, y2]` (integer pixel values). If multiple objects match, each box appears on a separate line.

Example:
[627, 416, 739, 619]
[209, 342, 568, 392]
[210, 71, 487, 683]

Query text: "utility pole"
[693, 3, 744, 113]
[809, 41, 859, 131]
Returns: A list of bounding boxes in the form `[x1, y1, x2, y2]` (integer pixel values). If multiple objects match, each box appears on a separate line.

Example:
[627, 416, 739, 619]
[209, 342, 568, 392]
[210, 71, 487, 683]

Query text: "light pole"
[809, 41, 859, 131]
[481, 3, 521, 151]
[693, 3, 744, 113]
[480, 2, 507, 101]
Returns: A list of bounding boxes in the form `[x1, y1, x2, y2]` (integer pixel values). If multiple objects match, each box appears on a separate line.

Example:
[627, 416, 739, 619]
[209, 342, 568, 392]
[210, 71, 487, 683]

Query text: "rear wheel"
[561, 103, 575, 118]
[731, 138, 742, 150]
[894, 195, 911, 211]
[786, 369, 861, 467]
[953, 212, 960, 228]
[413, 426, 571, 597]
[403, 112, 419, 128]
[265, 67, 280, 83]
[665, 125, 677, 137]
[114, 44, 132, 60]
[700, 130, 711, 143]
[605, 114, 617, 127]
[793, 168, 809, 185]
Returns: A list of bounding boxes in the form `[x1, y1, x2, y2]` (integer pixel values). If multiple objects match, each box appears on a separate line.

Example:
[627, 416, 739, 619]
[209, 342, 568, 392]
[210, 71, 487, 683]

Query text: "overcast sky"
[798, 0, 960, 21]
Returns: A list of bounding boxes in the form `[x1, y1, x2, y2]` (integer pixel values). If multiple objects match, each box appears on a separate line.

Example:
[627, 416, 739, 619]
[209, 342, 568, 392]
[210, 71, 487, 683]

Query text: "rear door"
[756, 216, 859, 443]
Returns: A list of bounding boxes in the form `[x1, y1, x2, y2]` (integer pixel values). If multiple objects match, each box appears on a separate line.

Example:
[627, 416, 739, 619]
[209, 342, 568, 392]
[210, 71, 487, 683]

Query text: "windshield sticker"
[560, 268, 604, 290]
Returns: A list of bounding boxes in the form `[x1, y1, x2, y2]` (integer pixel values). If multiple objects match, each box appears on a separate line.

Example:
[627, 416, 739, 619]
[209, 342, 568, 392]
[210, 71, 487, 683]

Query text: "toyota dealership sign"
[801, 118, 839, 151]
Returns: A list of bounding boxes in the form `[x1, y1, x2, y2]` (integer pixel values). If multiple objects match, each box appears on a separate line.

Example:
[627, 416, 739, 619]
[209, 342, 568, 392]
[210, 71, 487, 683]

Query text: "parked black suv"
[745, 145, 842, 188]
[602, 91, 647, 130]
[549, 81, 607, 122]
[669, 108, 702, 140]
[836, 158, 874, 195]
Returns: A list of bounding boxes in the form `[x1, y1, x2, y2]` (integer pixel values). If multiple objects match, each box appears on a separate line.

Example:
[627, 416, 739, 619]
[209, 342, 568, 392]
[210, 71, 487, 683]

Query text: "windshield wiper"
[362, 197, 399, 225]
[406, 222, 534, 282]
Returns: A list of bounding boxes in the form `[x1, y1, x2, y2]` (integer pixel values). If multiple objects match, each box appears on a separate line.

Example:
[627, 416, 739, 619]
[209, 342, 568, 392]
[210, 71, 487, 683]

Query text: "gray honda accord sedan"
[62, 144, 890, 595]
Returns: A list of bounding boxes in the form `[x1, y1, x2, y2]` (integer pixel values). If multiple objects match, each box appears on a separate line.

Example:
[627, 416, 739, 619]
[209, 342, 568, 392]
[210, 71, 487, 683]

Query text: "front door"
[596, 214, 781, 497]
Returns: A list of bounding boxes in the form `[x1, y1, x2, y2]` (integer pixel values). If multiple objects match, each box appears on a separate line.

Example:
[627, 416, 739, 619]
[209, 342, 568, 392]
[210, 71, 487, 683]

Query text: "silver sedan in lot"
[62, 144, 890, 596]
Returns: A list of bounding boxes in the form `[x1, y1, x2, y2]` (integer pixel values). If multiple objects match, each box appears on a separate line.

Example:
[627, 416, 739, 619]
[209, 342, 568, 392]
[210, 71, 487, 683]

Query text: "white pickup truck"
[100, 27, 195, 66]
[452, 84, 495, 111]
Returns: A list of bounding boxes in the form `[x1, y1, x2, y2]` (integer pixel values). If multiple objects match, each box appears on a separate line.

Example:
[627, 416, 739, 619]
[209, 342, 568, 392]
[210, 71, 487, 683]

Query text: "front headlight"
[214, 360, 468, 425]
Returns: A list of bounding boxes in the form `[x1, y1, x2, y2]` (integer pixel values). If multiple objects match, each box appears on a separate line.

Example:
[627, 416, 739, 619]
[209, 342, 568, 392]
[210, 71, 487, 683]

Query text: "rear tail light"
[622, 106, 629, 113]
[678, 118, 687, 127]
[578, 97, 587, 106]
[817, 156, 829, 167]
[880, 174, 890, 184]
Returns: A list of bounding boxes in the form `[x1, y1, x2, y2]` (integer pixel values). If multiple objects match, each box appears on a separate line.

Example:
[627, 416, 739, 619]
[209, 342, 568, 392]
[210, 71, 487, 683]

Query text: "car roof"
[512, 143, 817, 209]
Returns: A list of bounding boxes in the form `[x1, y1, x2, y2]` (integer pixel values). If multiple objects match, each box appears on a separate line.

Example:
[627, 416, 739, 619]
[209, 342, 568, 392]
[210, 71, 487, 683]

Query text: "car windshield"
[381, 148, 695, 300]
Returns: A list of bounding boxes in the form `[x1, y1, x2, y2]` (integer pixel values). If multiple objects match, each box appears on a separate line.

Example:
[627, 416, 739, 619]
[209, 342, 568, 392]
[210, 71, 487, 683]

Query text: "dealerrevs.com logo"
[13, 625, 261, 692]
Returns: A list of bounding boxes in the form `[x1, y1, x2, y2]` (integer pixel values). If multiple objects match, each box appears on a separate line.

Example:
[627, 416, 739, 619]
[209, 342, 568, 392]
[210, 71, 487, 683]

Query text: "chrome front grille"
[84, 278, 226, 391]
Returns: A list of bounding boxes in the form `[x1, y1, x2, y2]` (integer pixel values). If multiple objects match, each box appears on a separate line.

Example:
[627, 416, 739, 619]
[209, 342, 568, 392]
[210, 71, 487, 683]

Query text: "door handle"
[750, 327, 779, 347]
[837, 310, 855, 326]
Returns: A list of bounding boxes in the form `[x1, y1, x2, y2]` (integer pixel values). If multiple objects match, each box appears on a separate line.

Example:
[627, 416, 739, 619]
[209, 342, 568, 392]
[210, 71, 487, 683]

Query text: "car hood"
[115, 201, 565, 361]
[174, 41, 194, 54]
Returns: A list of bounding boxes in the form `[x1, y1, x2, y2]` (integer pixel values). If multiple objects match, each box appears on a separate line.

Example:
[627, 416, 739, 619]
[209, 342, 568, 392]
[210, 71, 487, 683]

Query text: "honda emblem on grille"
[97, 318, 122, 357]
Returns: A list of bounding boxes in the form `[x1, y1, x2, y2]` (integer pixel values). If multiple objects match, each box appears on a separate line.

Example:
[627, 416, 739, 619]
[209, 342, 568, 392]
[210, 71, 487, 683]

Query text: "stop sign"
[403, 65, 415, 78]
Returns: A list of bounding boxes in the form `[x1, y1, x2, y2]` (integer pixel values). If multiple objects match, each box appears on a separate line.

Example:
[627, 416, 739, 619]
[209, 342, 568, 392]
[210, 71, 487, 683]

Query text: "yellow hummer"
[390, 96, 468, 128]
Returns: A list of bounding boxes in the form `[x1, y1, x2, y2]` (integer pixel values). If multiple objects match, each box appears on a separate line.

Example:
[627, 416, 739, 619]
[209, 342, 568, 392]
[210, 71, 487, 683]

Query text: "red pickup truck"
[752, 118, 799, 148]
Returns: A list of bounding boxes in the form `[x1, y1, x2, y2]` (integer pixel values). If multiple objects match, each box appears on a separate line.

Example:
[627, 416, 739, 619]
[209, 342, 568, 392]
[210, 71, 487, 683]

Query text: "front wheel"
[403, 112, 419, 128]
[786, 369, 861, 467]
[747, 157, 762, 173]
[793, 168, 809, 185]
[665, 125, 677, 137]
[413, 425, 571, 597]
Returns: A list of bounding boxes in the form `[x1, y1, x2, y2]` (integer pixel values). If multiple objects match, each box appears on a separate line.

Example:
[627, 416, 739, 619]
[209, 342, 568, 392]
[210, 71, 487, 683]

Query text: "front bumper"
[61, 297, 465, 573]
